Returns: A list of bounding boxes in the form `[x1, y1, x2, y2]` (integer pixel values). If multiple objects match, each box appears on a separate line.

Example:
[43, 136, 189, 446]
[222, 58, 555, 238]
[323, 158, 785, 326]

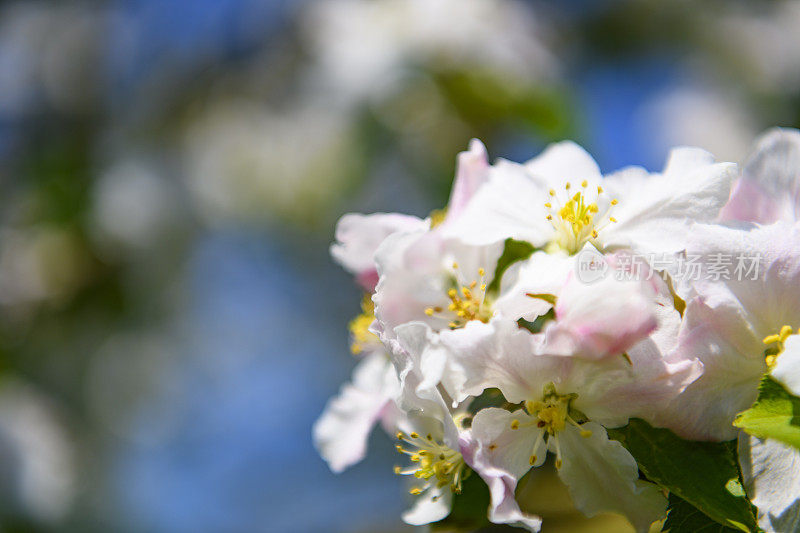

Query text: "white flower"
[656, 221, 800, 440]
[451, 320, 697, 531]
[316, 139, 497, 471]
[388, 325, 472, 525]
[301, 0, 556, 104]
[444, 141, 737, 258]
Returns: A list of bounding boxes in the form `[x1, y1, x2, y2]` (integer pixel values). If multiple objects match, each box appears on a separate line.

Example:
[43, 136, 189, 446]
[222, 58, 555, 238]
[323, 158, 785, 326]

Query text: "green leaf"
[488, 239, 535, 293]
[664, 493, 743, 533]
[608, 419, 758, 532]
[734, 375, 800, 450]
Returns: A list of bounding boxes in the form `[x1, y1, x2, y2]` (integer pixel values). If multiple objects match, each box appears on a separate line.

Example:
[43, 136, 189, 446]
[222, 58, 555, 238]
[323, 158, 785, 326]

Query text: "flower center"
[426, 263, 492, 329]
[763, 324, 799, 368]
[394, 431, 467, 498]
[508, 385, 591, 469]
[544, 181, 618, 254]
[349, 295, 378, 355]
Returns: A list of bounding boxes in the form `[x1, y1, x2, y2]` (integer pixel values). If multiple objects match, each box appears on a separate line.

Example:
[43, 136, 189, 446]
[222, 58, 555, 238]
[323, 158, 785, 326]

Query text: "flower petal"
[541, 266, 658, 360]
[555, 422, 667, 533]
[330, 212, 426, 290]
[441, 159, 553, 247]
[402, 485, 453, 526]
[524, 140, 602, 187]
[469, 408, 544, 532]
[653, 297, 764, 441]
[493, 251, 573, 322]
[772, 335, 800, 397]
[446, 139, 490, 222]
[312, 352, 399, 473]
[601, 154, 737, 256]
[739, 434, 800, 533]
[722, 127, 800, 224]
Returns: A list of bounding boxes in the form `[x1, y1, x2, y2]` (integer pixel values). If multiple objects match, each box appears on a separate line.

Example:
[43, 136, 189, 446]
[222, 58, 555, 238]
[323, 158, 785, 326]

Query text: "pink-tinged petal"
[541, 266, 658, 360]
[468, 408, 544, 532]
[653, 297, 765, 441]
[312, 352, 399, 473]
[330, 212, 426, 291]
[446, 139, 490, 222]
[675, 221, 800, 338]
[739, 434, 800, 533]
[720, 178, 782, 225]
[555, 422, 667, 533]
[721, 127, 800, 224]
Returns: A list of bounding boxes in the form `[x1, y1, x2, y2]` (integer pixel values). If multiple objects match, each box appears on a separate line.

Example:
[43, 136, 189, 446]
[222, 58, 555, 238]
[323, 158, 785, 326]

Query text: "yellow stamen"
[349, 295, 378, 355]
[763, 325, 798, 368]
[394, 428, 468, 498]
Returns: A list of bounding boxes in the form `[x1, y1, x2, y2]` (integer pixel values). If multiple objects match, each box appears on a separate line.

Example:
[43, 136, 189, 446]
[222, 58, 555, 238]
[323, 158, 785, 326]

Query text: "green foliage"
[468, 388, 513, 415]
[734, 375, 800, 450]
[488, 239, 536, 293]
[608, 419, 758, 533]
[664, 493, 743, 533]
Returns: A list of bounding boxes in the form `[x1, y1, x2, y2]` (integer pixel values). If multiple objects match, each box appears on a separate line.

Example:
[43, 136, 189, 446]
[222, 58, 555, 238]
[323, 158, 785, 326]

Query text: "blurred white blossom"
[0, 226, 91, 311]
[715, 1, 800, 94]
[0, 2, 102, 115]
[638, 84, 758, 164]
[91, 159, 183, 253]
[0, 380, 74, 523]
[301, 0, 557, 104]
[183, 100, 359, 225]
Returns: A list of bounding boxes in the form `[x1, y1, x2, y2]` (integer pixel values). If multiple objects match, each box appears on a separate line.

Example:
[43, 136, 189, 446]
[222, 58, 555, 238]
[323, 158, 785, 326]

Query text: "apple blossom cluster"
[314, 128, 800, 532]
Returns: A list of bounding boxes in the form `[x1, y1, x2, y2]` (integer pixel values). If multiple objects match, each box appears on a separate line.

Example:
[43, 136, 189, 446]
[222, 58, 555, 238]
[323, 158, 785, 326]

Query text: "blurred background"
[0, 0, 796, 531]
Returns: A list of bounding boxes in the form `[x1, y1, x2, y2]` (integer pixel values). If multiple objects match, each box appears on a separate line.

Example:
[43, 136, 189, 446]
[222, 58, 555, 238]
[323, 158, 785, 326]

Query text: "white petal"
[330, 212, 425, 290]
[392, 322, 451, 418]
[312, 352, 398, 473]
[739, 434, 800, 533]
[373, 228, 502, 345]
[772, 335, 800, 397]
[661, 146, 716, 179]
[493, 251, 573, 322]
[402, 485, 453, 526]
[555, 422, 667, 533]
[441, 160, 553, 247]
[524, 141, 602, 187]
[447, 319, 568, 404]
[472, 408, 546, 477]
[601, 159, 737, 256]
[469, 408, 544, 532]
